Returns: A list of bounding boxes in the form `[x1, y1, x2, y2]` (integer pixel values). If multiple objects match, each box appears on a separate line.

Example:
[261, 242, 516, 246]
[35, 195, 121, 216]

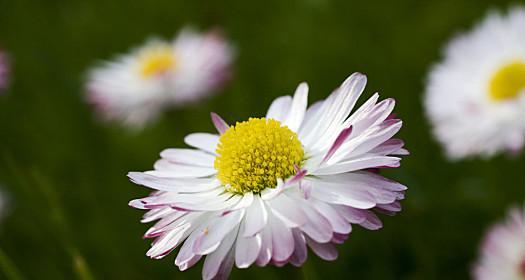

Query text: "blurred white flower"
[129, 73, 408, 279]
[424, 7, 525, 159]
[473, 206, 525, 280]
[0, 49, 9, 92]
[86, 28, 234, 128]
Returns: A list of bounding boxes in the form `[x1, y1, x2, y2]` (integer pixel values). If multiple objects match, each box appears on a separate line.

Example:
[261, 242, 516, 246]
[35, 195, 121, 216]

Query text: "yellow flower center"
[489, 61, 525, 101]
[214, 118, 304, 194]
[138, 44, 176, 78]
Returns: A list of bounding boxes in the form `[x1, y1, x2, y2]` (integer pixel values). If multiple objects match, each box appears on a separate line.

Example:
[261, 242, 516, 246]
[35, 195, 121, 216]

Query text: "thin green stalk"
[0, 247, 24, 280]
[31, 170, 95, 280]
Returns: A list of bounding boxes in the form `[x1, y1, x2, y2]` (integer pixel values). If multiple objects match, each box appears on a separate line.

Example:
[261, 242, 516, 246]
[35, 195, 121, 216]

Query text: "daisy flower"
[473, 206, 525, 280]
[86, 28, 234, 128]
[0, 49, 9, 92]
[424, 7, 525, 159]
[129, 73, 408, 279]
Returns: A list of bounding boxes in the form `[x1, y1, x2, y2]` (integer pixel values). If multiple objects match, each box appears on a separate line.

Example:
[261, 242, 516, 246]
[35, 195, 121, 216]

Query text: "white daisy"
[86, 28, 234, 128]
[424, 7, 525, 159]
[0, 49, 9, 92]
[129, 73, 408, 279]
[473, 206, 525, 280]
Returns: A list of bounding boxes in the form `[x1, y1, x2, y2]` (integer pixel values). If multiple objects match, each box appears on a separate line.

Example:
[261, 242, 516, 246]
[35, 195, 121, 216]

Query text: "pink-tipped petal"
[269, 215, 295, 262]
[211, 112, 230, 134]
[306, 237, 338, 261]
[289, 229, 308, 267]
[235, 232, 261, 268]
[255, 226, 272, 266]
[286, 169, 307, 186]
[322, 125, 353, 164]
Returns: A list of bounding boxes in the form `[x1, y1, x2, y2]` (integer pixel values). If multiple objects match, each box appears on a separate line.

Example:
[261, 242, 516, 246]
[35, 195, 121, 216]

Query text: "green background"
[0, 0, 524, 279]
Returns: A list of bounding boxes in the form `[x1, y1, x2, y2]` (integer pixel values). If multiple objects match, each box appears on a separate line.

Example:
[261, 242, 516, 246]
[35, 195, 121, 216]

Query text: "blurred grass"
[0, 0, 524, 279]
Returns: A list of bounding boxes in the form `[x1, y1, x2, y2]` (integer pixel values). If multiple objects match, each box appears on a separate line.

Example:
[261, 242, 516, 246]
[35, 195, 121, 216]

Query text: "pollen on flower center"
[138, 44, 176, 78]
[214, 118, 304, 194]
[489, 61, 525, 101]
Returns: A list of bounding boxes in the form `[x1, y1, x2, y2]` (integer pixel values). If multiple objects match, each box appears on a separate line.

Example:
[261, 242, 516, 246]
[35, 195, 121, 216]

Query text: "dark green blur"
[0, 0, 524, 279]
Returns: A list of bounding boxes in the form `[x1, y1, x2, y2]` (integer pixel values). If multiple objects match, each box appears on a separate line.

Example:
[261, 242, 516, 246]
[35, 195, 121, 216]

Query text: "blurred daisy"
[0, 49, 9, 92]
[425, 7, 525, 159]
[86, 28, 234, 128]
[129, 73, 408, 279]
[473, 206, 525, 280]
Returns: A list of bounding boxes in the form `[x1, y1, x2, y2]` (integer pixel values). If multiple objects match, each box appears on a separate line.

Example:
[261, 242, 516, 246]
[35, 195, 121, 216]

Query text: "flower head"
[129, 73, 408, 279]
[0, 49, 9, 92]
[424, 7, 525, 159]
[86, 28, 234, 128]
[473, 206, 525, 280]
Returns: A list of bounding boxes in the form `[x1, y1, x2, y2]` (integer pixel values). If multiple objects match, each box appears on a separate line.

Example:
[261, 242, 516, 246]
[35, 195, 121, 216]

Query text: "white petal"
[345, 120, 402, 158]
[226, 191, 254, 213]
[334, 205, 367, 224]
[145, 211, 200, 238]
[129, 199, 149, 209]
[143, 188, 223, 207]
[269, 214, 295, 262]
[255, 225, 272, 266]
[260, 179, 285, 200]
[141, 207, 174, 223]
[151, 159, 216, 177]
[299, 203, 333, 243]
[322, 171, 406, 190]
[312, 200, 352, 234]
[284, 82, 308, 132]
[202, 225, 239, 280]
[310, 172, 406, 205]
[309, 180, 376, 209]
[340, 92, 380, 133]
[377, 201, 402, 213]
[301, 73, 367, 148]
[235, 226, 261, 268]
[128, 172, 220, 192]
[193, 210, 244, 255]
[184, 133, 220, 154]
[312, 156, 400, 175]
[345, 98, 395, 136]
[243, 195, 268, 237]
[147, 223, 192, 259]
[393, 148, 410, 155]
[368, 139, 406, 156]
[289, 229, 307, 267]
[306, 237, 338, 261]
[298, 100, 324, 137]
[178, 255, 202, 271]
[160, 148, 215, 167]
[210, 250, 235, 280]
[175, 224, 206, 267]
[171, 194, 242, 212]
[266, 95, 292, 121]
[359, 210, 383, 230]
[267, 193, 307, 228]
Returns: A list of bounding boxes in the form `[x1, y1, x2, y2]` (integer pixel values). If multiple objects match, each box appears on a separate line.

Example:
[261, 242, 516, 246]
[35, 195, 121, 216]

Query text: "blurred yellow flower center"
[138, 44, 176, 78]
[489, 61, 525, 101]
[214, 118, 304, 194]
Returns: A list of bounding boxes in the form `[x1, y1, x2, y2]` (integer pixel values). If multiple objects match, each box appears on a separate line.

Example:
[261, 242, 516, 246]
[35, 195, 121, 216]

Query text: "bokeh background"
[1, 0, 524, 279]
